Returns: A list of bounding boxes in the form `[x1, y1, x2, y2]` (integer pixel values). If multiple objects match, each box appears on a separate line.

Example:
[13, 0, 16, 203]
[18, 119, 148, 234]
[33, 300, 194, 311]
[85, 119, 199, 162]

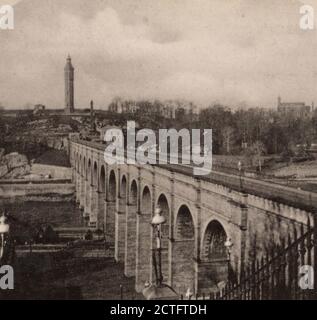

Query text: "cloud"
[0, 0, 317, 109]
[0, 0, 22, 6]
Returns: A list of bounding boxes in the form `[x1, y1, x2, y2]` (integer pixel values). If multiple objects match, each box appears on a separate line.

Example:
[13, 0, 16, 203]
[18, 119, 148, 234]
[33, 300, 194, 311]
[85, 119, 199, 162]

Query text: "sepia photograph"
[0, 0, 316, 307]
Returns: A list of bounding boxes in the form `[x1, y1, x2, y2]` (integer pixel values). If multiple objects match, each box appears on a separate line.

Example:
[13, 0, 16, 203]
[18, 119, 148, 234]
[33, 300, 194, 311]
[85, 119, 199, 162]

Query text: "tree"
[222, 126, 235, 154]
[0, 116, 5, 147]
[199, 105, 234, 154]
[244, 141, 267, 171]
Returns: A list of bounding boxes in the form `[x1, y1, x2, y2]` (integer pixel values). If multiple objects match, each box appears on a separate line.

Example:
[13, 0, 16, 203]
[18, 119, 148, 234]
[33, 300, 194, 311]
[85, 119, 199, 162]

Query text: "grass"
[50, 259, 143, 300]
[0, 200, 142, 300]
[34, 149, 70, 167]
[3, 201, 83, 242]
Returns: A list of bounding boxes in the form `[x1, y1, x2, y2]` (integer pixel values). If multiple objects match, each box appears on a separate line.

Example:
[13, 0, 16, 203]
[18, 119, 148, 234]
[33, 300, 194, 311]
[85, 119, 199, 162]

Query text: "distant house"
[108, 98, 199, 120]
[33, 104, 46, 115]
[108, 98, 139, 114]
[98, 125, 122, 141]
[277, 96, 313, 119]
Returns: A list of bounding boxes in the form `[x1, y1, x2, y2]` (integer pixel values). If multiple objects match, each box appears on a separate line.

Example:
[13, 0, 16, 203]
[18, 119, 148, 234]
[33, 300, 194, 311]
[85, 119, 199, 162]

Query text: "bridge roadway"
[73, 138, 317, 212]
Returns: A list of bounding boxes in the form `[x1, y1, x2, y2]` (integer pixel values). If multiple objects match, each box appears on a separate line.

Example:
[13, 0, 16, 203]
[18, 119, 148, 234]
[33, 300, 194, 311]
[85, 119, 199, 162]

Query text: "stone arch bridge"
[69, 139, 316, 295]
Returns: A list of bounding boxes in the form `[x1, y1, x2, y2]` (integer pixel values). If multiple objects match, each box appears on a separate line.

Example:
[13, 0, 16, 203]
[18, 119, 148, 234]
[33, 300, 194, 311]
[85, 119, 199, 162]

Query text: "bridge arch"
[83, 157, 86, 178]
[108, 170, 117, 201]
[93, 161, 98, 187]
[129, 179, 138, 205]
[175, 204, 195, 240]
[115, 173, 128, 262]
[79, 155, 82, 175]
[73, 153, 77, 172]
[141, 186, 152, 215]
[172, 204, 195, 294]
[74, 156, 77, 173]
[201, 219, 227, 261]
[197, 219, 229, 291]
[120, 175, 127, 198]
[156, 193, 171, 283]
[87, 159, 92, 183]
[75, 153, 79, 172]
[156, 193, 170, 246]
[136, 185, 153, 291]
[99, 165, 106, 193]
[124, 178, 139, 278]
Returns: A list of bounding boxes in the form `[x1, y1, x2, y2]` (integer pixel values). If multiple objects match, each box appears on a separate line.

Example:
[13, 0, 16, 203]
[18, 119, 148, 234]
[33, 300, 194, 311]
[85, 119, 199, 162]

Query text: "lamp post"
[238, 161, 243, 192]
[142, 207, 178, 300]
[224, 237, 233, 283]
[0, 214, 10, 262]
[152, 207, 165, 286]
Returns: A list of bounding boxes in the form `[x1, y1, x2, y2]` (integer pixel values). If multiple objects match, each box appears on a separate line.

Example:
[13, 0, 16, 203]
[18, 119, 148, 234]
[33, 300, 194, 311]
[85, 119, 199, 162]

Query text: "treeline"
[198, 105, 317, 156]
[106, 101, 317, 158]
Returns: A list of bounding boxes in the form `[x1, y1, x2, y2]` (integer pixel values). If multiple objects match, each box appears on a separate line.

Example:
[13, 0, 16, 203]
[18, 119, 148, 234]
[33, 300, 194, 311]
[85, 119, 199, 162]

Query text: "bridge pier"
[115, 197, 126, 262]
[88, 186, 98, 228]
[79, 175, 85, 210]
[84, 183, 92, 219]
[124, 203, 137, 277]
[171, 239, 195, 295]
[194, 260, 228, 294]
[83, 179, 90, 218]
[105, 199, 116, 247]
[96, 191, 105, 230]
[135, 213, 152, 292]
[75, 172, 80, 203]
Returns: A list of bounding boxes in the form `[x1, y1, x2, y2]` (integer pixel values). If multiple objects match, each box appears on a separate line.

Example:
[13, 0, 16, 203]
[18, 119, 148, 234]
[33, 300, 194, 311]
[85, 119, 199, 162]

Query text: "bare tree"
[222, 126, 235, 154]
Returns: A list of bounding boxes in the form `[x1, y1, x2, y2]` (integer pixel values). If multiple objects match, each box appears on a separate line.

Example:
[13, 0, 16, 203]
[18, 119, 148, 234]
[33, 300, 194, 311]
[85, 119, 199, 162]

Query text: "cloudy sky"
[1, 0, 317, 109]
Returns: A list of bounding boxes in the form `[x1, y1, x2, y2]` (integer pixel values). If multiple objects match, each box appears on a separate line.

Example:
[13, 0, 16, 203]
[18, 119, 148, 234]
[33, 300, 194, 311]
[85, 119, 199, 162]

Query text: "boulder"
[0, 164, 8, 178]
[0, 148, 5, 162]
[53, 139, 63, 150]
[23, 173, 43, 180]
[3, 152, 28, 170]
[3, 165, 31, 179]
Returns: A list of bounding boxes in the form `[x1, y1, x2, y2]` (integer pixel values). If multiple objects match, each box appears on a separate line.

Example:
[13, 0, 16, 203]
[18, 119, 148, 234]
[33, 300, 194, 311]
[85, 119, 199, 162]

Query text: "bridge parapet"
[248, 194, 312, 225]
[70, 137, 316, 211]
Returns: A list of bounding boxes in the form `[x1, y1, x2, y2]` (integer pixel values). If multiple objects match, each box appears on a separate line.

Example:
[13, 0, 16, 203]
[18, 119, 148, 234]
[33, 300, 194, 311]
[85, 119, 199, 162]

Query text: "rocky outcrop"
[0, 152, 30, 179]
[4, 165, 31, 179]
[0, 165, 8, 178]
[3, 152, 28, 169]
[0, 148, 5, 161]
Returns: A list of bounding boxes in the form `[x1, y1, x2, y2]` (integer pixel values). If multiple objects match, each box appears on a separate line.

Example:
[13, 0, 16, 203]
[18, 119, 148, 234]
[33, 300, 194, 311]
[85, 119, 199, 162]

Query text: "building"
[64, 55, 74, 113]
[108, 98, 139, 114]
[108, 98, 200, 120]
[33, 104, 46, 115]
[277, 96, 312, 119]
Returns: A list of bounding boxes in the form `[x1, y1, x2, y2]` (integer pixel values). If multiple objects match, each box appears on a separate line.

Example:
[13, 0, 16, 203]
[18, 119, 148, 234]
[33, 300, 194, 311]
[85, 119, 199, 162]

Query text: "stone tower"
[64, 55, 74, 113]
